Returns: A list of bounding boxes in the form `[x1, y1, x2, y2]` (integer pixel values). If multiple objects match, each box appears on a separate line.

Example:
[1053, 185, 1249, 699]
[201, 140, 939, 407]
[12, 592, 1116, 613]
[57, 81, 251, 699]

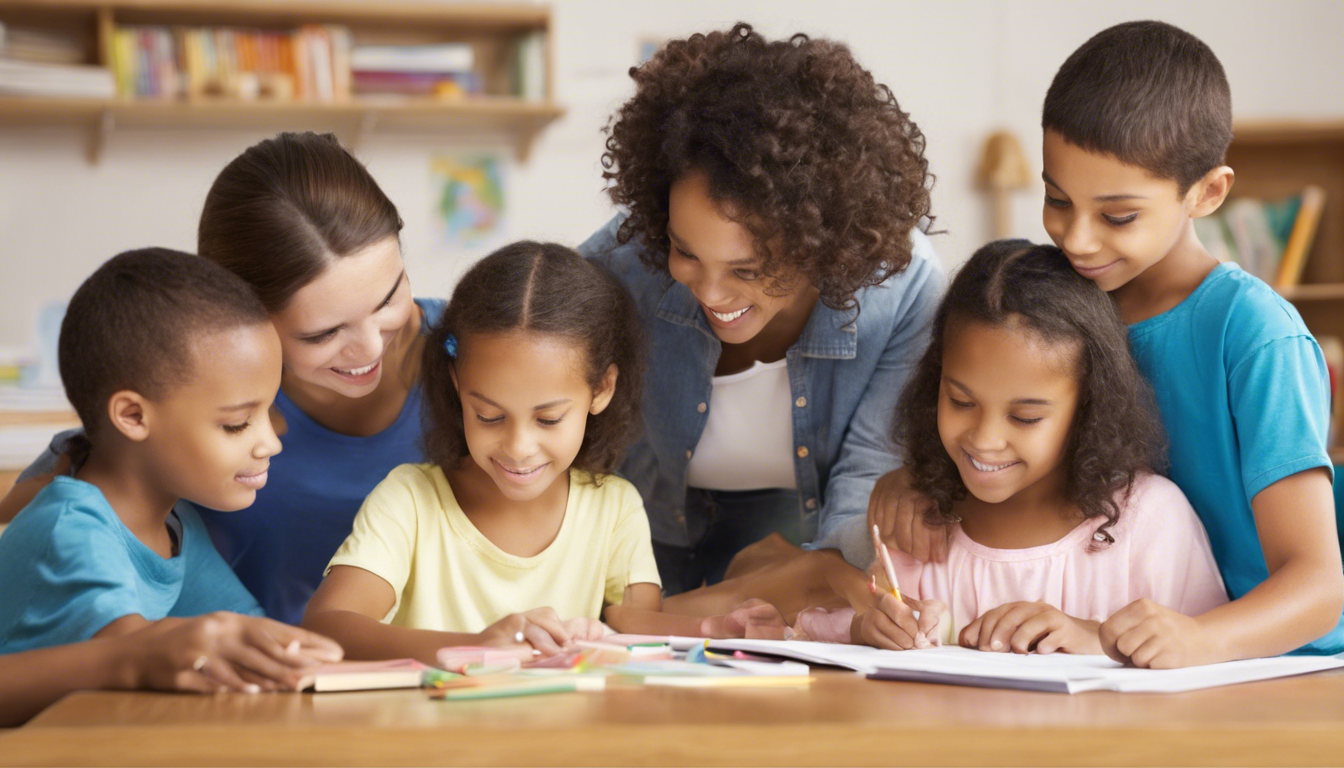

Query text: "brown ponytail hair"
[198, 131, 403, 312]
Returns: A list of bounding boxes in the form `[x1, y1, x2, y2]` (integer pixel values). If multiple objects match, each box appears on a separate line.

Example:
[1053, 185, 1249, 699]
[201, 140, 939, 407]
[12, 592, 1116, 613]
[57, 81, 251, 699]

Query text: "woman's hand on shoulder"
[119, 613, 343, 693]
[0, 451, 70, 523]
[960, 602, 1101, 656]
[868, 467, 948, 563]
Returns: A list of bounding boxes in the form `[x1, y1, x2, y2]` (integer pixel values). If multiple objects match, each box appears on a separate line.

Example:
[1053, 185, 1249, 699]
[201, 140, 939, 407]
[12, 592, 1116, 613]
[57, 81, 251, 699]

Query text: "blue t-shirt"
[1128, 263, 1342, 654]
[0, 477, 262, 653]
[197, 298, 446, 624]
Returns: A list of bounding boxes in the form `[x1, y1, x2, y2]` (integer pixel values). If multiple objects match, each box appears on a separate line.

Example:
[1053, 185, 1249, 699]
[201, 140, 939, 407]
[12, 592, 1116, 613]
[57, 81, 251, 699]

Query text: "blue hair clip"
[444, 333, 458, 359]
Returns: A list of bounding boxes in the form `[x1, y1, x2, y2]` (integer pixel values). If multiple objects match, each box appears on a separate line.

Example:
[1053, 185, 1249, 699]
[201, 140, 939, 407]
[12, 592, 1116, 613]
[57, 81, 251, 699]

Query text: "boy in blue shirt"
[873, 20, 1343, 665]
[0, 249, 285, 663]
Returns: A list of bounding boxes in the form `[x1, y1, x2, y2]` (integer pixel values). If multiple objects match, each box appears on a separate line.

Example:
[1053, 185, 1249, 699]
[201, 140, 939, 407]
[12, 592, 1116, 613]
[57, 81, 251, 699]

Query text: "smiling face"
[937, 317, 1080, 507]
[269, 235, 416, 398]
[1041, 130, 1206, 294]
[142, 323, 284, 512]
[452, 330, 616, 503]
[665, 170, 816, 346]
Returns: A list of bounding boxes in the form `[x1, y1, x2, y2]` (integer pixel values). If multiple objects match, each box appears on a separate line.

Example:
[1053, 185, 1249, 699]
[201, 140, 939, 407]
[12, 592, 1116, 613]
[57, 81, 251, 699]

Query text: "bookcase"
[1227, 120, 1344, 460]
[0, 0, 563, 161]
[1228, 121, 1344, 334]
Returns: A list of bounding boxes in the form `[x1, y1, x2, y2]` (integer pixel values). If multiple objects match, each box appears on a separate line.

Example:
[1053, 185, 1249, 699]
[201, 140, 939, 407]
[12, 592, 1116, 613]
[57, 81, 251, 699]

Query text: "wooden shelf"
[1277, 282, 1344, 302]
[0, 0, 563, 161]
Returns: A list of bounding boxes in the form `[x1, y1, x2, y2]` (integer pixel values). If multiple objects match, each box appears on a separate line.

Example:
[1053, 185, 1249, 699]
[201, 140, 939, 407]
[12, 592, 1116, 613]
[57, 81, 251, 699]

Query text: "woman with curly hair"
[578, 23, 942, 593]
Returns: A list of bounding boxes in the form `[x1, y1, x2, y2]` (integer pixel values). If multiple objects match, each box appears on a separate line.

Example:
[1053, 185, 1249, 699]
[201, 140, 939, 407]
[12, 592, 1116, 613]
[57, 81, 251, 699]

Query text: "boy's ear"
[589, 364, 619, 415]
[105, 390, 151, 442]
[1189, 165, 1235, 218]
[448, 362, 458, 393]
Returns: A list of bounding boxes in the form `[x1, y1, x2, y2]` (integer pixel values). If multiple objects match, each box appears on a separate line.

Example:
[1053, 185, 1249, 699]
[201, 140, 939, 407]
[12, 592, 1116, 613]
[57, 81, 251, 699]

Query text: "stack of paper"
[707, 639, 1344, 694]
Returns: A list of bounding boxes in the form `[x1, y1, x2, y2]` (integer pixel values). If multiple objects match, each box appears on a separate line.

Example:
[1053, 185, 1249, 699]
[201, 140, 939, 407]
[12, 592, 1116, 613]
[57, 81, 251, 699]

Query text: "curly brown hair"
[601, 23, 933, 313]
[422, 241, 646, 480]
[894, 240, 1166, 542]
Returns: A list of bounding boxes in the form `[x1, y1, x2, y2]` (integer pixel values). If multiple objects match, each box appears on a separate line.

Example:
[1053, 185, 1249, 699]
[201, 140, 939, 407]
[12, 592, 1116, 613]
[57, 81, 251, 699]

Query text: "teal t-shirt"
[1128, 263, 1341, 654]
[0, 476, 262, 653]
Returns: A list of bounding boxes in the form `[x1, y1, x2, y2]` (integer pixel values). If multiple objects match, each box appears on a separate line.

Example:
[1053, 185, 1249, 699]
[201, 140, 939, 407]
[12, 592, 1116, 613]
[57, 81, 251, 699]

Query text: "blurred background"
[0, 0, 1341, 362]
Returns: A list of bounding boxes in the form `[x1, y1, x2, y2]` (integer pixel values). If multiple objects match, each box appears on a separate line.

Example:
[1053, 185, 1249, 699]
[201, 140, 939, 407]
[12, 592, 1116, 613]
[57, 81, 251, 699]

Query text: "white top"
[686, 358, 797, 491]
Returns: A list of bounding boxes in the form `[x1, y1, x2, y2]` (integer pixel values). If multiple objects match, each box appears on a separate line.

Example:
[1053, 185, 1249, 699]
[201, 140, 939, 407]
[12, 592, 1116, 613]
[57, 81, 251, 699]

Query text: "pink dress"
[798, 473, 1229, 642]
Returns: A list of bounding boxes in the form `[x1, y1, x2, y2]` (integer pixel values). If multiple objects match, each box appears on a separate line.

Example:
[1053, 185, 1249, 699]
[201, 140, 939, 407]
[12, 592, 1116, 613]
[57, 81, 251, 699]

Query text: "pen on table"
[871, 523, 904, 603]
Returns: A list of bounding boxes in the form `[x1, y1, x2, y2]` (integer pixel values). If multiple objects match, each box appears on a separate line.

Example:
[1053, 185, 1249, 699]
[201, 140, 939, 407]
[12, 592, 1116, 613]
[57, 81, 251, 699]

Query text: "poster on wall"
[430, 153, 505, 249]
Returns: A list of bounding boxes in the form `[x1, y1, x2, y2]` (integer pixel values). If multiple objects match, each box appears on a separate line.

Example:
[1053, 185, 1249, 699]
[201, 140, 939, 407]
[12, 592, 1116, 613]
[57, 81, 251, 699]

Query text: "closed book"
[352, 43, 473, 74]
[1275, 185, 1327, 289]
[296, 658, 431, 692]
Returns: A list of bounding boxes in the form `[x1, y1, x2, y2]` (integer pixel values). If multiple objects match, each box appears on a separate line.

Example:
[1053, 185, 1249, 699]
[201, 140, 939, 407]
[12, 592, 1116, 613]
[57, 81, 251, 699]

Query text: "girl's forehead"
[944, 317, 1082, 383]
[456, 330, 591, 384]
[276, 237, 404, 328]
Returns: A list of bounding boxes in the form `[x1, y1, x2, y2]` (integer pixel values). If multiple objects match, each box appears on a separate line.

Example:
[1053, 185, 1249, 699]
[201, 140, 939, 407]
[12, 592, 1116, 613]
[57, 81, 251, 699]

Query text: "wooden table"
[4, 668, 1344, 766]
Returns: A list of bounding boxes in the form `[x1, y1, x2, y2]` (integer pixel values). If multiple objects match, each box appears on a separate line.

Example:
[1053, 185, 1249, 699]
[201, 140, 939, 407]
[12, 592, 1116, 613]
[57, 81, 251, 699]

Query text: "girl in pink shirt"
[806, 239, 1228, 653]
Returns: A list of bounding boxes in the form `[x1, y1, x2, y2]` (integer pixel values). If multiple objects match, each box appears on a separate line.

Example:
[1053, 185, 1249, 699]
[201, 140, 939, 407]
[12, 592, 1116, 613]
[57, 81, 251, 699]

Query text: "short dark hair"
[58, 248, 270, 441]
[895, 240, 1166, 541]
[1042, 20, 1232, 194]
[602, 22, 933, 314]
[422, 242, 645, 478]
[198, 131, 403, 313]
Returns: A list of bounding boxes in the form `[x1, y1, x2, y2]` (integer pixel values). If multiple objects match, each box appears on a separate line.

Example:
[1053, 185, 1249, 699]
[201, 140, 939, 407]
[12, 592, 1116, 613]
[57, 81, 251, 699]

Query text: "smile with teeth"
[967, 452, 1019, 473]
[333, 361, 378, 376]
[708, 306, 750, 322]
[495, 460, 547, 478]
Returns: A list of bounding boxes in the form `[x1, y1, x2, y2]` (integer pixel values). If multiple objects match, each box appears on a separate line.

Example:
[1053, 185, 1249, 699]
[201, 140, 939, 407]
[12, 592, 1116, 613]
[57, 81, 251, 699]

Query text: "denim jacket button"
[685, 449, 693, 459]
[805, 498, 817, 510]
[796, 446, 809, 458]
[697, 402, 707, 413]
[795, 397, 807, 408]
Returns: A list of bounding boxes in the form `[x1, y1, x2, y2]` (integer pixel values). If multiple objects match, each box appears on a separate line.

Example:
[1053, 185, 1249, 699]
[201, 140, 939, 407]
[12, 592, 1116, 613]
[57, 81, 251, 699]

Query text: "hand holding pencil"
[850, 525, 946, 650]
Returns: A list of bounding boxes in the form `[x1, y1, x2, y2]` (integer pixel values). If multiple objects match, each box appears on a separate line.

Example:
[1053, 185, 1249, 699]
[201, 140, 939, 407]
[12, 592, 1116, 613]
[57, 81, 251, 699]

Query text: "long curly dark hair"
[895, 240, 1166, 540]
[601, 23, 933, 313]
[422, 242, 646, 480]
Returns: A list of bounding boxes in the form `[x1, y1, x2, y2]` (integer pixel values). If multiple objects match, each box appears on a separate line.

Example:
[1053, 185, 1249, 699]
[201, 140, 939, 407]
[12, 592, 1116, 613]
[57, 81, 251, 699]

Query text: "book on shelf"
[510, 30, 546, 101]
[110, 23, 352, 102]
[1196, 186, 1328, 288]
[349, 42, 479, 99]
[352, 43, 473, 74]
[0, 58, 114, 99]
[0, 20, 113, 98]
[0, 21, 86, 65]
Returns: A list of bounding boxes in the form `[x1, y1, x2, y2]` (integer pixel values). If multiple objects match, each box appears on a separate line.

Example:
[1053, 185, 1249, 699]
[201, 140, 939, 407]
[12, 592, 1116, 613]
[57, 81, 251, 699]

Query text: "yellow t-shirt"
[326, 463, 661, 632]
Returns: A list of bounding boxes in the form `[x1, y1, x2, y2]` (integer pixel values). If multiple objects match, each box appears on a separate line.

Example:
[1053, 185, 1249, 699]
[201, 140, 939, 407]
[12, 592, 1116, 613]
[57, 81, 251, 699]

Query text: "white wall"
[1, 0, 1341, 353]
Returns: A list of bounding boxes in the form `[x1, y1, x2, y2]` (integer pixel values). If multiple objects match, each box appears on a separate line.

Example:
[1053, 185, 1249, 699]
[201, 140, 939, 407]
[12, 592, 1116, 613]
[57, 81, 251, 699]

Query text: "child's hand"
[477, 608, 573, 657]
[122, 612, 343, 693]
[960, 602, 1100, 655]
[1099, 598, 1217, 668]
[867, 467, 948, 563]
[698, 599, 787, 639]
[562, 617, 611, 643]
[851, 591, 945, 650]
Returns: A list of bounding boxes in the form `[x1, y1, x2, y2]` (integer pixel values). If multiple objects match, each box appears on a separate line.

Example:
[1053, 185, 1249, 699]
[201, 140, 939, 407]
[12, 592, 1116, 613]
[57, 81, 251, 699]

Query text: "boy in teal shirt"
[0, 250, 282, 659]
[1040, 20, 1342, 663]
[873, 21, 1342, 665]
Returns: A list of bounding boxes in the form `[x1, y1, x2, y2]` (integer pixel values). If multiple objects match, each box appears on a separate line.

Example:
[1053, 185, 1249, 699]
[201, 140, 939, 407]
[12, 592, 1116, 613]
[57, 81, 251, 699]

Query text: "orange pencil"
[871, 523, 904, 603]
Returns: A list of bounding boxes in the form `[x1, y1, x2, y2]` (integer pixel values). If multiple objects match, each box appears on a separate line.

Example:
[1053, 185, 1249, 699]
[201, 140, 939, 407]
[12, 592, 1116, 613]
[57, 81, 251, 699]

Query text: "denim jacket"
[579, 214, 943, 568]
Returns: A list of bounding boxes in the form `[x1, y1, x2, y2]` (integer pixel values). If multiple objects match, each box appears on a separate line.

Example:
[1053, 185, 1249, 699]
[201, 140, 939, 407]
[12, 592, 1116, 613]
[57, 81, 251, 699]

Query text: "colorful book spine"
[1275, 185, 1328, 289]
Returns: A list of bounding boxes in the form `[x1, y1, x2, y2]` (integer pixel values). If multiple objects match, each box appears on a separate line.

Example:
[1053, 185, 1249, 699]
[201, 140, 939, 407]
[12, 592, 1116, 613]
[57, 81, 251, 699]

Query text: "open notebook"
[705, 638, 1344, 694]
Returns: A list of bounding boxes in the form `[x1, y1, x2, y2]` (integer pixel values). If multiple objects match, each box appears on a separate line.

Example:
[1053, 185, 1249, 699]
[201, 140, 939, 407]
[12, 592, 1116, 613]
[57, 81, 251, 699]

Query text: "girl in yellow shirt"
[304, 242, 782, 662]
